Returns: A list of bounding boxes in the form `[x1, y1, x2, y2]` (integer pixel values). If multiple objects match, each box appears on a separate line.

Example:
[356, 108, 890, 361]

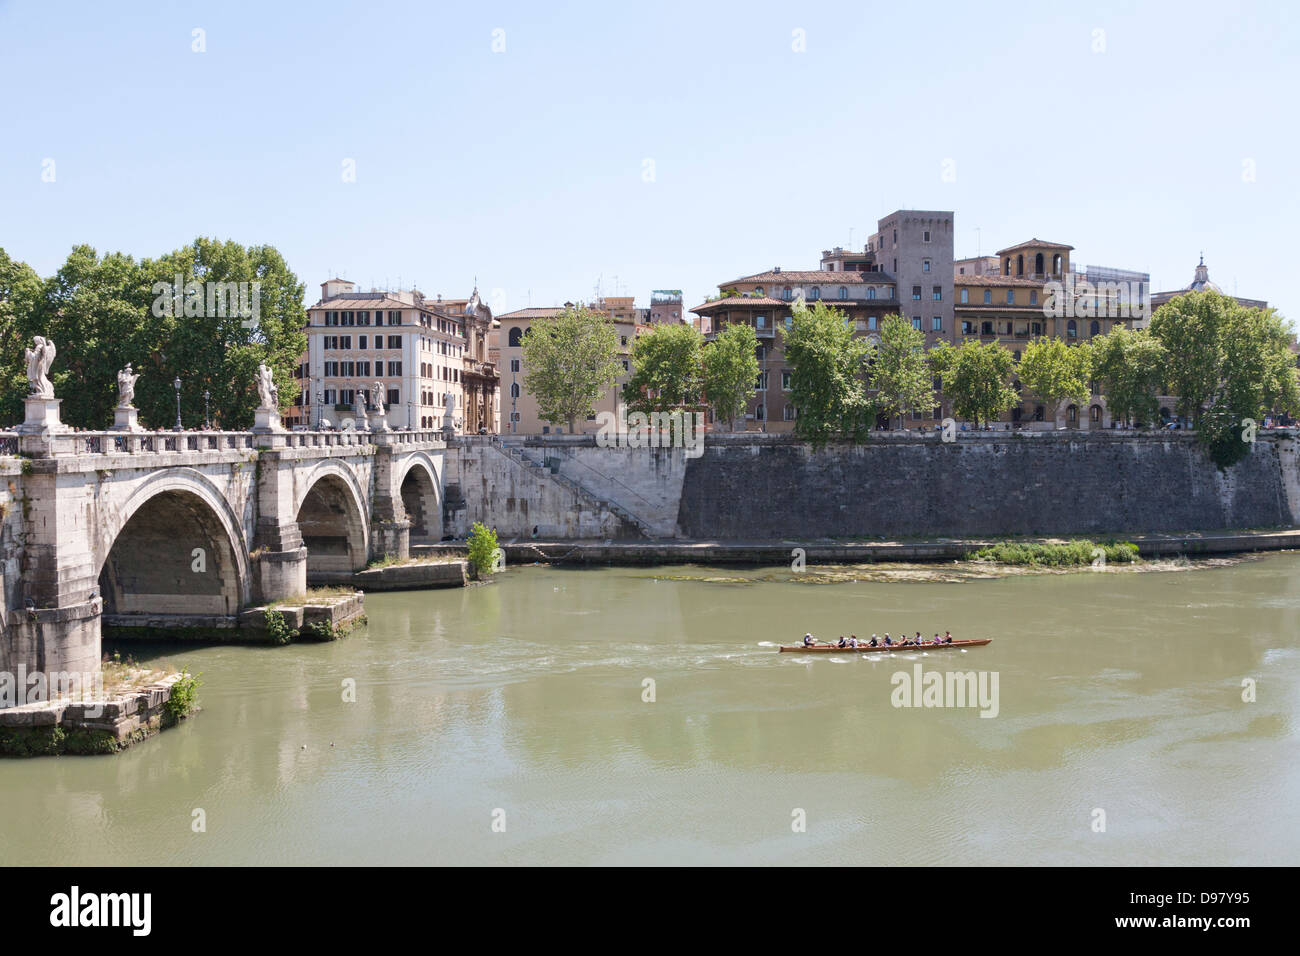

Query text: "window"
[622, 359, 629, 371]
[932, 317, 942, 332]
[923, 230, 931, 242]
[1067, 320, 1078, 339]
[340, 389, 354, 406]
[838, 287, 848, 300]
[387, 335, 402, 349]
[984, 290, 992, 304]
[784, 405, 797, 421]
[960, 288, 969, 304]
[753, 287, 763, 296]
[340, 336, 351, 349]
[781, 370, 792, 390]
[358, 361, 370, 376]
[923, 259, 931, 273]
[808, 287, 820, 300]
[932, 286, 942, 301]
[357, 311, 370, 326]
[341, 361, 354, 376]
[510, 358, 520, 373]
[912, 317, 921, 330]
[389, 311, 402, 325]
[868, 316, 878, 331]
[388, 388, 400, 406]
[324, 361, 338, 376]
[755, 371, 768, 391]
[961, 320, 975, 335]
[783, 286, 792, 300]
[620, 336, 628, 346]
[1006, 290, 1015, 305]
[388, 361, 402, 376]
[342, 311, 354, 326]
[912, 285, 922, 300]
[888, 287, 895, 298]
[867, 288, 876, 300]
[1090, 320, 1100, 337]
[358, 335, 367, 349]
[1030, 291, 1038, 306]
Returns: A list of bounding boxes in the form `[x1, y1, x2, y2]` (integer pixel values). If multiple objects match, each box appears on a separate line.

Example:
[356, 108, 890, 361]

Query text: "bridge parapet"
[0, 428, 447, 461]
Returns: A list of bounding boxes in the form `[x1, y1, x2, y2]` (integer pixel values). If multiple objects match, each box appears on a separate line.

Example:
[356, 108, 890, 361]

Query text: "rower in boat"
[932, 633, 942, 645]
[883, 634, 892, 646]
[803, 633, 816, 647]
[837, 636, 847, 648]
[944, 631, 953, 643]
[869, 635, 879, 647]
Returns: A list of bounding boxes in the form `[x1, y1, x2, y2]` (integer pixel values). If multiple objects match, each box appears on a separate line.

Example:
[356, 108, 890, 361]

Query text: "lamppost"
[407, 400, 414, 431]
[173, 377, 182, 432]
[315, 388, 323, 429]
[203, 390, 211, 430]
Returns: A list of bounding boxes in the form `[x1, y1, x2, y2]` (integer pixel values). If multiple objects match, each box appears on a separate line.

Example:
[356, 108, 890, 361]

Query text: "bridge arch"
[295, 461, 370, 581]
[96, 469, 252, 621]
[397, 453, 442, 543]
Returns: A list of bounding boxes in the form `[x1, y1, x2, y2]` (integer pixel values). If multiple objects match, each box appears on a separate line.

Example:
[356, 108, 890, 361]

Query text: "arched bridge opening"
[297, 473, 368, 584]
[98, 489, 244, 627]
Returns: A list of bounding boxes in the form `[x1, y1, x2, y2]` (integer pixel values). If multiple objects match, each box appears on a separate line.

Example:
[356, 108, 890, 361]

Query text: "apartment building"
[689, 209, 943, 431]
[303, 279, 486, 431]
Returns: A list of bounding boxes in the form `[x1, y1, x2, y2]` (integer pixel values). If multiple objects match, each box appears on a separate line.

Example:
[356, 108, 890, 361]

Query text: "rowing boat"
[778, 639, 992, 653]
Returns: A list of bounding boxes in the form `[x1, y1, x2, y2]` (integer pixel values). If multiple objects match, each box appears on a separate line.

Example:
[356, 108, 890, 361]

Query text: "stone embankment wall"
[450, 432, 1300, 541]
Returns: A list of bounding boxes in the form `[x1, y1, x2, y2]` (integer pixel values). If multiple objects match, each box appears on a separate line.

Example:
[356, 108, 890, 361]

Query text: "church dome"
[1184, 255, 1222, 293]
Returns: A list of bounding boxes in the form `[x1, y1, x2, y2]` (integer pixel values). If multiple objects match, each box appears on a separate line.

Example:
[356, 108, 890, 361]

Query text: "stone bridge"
[0, 427, 448, 685]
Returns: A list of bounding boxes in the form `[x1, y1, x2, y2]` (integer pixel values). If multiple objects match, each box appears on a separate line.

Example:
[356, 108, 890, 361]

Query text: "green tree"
[39, 245, 152, 429]
[0, 239, 306, 431]
[701, 321, 759, 432]
[621, 322, 702, 413]
[521, 305, 621, 433]
[1090, 326, 1167, 427]
[1198, 304, 1300, 466]
[140, 238, 306, 429]
[780, 300, 872, 446]
[467, 521, 501, 578]
[1016, 336, 1092, 425]
[931, 338, 1018, 427]
[0, 248, 44, 423]
[1148, 290, 1230, 424]
[868, 314, 932, 430]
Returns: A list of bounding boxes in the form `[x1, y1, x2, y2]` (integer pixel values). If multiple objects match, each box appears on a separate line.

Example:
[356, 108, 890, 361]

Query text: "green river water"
[2, 554, 1298, 865]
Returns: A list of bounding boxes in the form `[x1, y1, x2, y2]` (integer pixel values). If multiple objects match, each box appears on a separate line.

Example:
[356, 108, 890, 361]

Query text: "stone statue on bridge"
[371, 381, 390, 432]
[255, 363, 279, 410]
[252, 363, 283, 434]
[24, 336, 56, 399]
[116, 364, 140, 408]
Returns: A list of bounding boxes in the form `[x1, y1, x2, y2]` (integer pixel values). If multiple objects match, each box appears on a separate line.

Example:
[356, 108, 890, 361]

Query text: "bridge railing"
[0, 427, 449, 459]
[51, 431, 262, 457]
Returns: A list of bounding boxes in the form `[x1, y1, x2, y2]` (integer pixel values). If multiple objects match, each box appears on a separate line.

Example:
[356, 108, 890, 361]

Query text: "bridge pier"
[370, 441, 410, 562]
[251, 447, 309, 603]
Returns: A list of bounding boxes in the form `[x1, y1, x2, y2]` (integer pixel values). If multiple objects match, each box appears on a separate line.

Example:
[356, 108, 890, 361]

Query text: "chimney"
[773, 266, 781, 274]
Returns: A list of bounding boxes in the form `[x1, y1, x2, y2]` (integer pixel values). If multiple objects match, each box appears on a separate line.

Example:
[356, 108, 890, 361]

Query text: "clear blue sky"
[2, 0, 1296, 318]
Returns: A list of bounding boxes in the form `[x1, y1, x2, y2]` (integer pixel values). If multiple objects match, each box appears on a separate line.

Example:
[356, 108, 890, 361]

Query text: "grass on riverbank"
[966, 539, 1140, 567]
[265, 586, 357, 608]
[366, 553, 461, 569]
